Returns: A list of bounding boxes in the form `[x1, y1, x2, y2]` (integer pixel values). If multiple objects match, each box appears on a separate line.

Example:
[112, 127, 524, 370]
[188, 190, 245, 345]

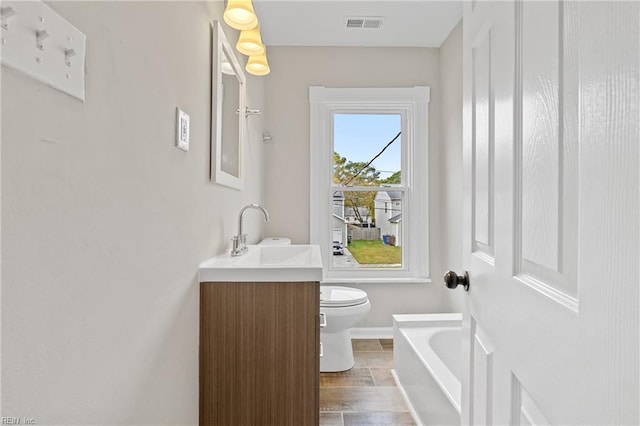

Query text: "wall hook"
[1, 6, 16, 30]
[36, 29, 49, 50]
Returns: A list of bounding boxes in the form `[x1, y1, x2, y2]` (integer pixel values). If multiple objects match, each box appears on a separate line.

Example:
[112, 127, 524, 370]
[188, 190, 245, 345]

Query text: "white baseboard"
[349, 327, 393, 339]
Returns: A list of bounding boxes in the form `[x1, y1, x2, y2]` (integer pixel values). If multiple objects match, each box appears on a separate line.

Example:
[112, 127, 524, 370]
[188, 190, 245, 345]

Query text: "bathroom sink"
[199, 245, 323, 282]
[259, 245, 315, 265]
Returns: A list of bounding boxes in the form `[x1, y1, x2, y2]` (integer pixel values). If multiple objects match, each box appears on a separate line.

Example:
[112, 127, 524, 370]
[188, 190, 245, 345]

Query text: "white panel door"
[461, 1, 639, 425]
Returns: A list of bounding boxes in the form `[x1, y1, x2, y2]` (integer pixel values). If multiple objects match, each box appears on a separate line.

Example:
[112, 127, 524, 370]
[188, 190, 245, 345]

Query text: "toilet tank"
[258, 237, 291, 246]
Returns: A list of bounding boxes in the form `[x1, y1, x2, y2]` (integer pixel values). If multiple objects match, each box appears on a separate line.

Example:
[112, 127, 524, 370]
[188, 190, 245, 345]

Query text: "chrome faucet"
[231, 204, 270, 256]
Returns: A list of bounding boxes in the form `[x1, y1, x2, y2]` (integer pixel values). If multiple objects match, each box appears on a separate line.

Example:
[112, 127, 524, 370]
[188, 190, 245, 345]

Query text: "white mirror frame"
[211, 21, 246, 190]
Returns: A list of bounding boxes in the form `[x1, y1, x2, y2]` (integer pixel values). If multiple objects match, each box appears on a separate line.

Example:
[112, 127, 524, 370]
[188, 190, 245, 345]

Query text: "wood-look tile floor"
[320, 339, 416, 426]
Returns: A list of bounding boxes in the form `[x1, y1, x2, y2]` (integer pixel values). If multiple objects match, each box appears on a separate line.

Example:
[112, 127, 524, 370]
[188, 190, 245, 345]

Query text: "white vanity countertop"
[199, 244, 323, 283]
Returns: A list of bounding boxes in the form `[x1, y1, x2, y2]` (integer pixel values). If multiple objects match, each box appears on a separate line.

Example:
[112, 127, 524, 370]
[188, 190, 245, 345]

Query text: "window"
[310, 87, 430, 282]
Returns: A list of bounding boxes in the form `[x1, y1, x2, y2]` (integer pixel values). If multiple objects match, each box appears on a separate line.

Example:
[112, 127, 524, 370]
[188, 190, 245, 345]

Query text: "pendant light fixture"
[223, 0, 270, 76]
[236, 25, 265, 56]
[246, 50, 270, 76]
[223, 0, 258, 31]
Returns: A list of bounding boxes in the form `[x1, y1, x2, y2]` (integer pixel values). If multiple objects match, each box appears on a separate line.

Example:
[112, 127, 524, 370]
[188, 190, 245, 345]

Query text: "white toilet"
[320, 286, 371, 372]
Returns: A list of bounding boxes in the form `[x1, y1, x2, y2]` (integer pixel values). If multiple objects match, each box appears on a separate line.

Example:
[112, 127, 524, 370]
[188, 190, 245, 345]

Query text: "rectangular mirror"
[211, 21, 246, 190]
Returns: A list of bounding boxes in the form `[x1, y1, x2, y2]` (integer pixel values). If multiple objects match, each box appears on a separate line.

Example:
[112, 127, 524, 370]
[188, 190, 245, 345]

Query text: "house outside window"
[310, 87, 430, 282]
[375, 188, 403, 247]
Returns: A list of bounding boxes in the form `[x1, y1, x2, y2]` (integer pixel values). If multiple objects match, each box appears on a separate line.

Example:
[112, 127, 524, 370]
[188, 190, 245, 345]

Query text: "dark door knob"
[444, 270, 470, 291]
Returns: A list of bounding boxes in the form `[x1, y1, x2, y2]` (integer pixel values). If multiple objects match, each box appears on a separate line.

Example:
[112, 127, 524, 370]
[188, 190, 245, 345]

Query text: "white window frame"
[310, 86, 430, 283]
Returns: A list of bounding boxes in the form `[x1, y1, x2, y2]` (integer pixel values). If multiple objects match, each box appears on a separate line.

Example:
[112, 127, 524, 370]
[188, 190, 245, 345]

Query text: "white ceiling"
[253, 1, 462, 48]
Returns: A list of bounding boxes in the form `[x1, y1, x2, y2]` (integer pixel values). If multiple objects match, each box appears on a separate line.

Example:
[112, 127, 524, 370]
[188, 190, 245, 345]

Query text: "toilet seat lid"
[320, 286, 368, 307]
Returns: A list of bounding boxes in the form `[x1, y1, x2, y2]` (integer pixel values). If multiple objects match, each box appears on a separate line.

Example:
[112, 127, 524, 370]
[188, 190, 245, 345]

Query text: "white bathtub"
[392, 313, 462, 426]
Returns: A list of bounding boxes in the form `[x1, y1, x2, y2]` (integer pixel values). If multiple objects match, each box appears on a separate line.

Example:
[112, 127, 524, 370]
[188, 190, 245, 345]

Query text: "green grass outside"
[347, 240, 402, 265]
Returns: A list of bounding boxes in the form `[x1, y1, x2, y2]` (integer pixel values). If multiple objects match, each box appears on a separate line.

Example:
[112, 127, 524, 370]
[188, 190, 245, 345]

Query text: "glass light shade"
[223, 0, 258, 30]
[236, 26, 265, 56]
[246, 52, 270, 76]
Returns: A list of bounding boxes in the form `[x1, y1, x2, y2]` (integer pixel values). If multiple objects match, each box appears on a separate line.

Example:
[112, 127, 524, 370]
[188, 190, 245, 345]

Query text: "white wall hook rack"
[0, 1, 86, 101]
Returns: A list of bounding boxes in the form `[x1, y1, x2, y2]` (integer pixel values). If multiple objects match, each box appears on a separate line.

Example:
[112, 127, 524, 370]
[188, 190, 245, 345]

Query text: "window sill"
[321, 277, 432, 285]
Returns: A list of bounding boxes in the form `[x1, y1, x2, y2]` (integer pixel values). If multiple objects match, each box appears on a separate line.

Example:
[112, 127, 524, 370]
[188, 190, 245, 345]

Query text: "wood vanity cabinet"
[199, 281, 320, 426]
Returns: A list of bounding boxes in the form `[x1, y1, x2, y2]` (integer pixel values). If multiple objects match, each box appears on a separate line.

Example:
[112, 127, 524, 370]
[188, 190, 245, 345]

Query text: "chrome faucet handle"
[231, 235, 242, 256]
[231, 234, 250, 256]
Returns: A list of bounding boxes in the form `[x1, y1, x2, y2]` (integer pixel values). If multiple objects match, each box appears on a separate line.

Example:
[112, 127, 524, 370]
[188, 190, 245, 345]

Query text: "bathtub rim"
[393, 312, 462, 328]
[393, 313, 463, 416]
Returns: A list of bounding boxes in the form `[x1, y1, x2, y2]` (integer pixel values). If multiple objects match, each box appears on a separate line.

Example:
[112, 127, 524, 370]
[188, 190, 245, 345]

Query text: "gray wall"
[263, 45, 463, 326]
[439, 22, 466, 312]
[1, 2, 266, 423]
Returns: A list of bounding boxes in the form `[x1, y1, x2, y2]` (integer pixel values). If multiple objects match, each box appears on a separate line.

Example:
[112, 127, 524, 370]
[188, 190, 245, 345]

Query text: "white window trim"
[309, 86, 430, 283]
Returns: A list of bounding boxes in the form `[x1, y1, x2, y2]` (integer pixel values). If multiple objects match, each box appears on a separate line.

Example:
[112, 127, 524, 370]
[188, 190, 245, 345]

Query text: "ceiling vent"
[345, 17, 384, 30]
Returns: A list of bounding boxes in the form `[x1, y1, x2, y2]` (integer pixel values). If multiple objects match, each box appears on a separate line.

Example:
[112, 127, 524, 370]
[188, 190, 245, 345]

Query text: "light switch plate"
[1, 1, 86, 101]
[176, 108, 190, 152]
